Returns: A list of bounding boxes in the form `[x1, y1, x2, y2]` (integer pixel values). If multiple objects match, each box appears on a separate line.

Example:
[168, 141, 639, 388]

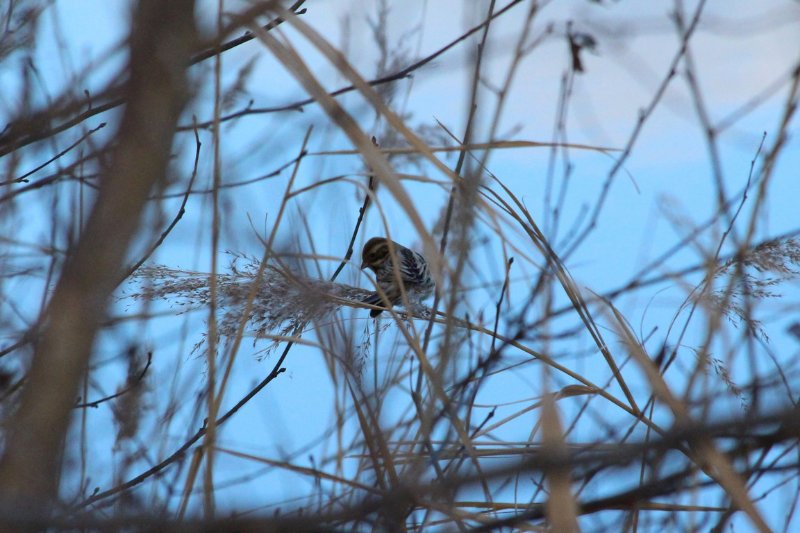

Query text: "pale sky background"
[3, 0, 800, 529]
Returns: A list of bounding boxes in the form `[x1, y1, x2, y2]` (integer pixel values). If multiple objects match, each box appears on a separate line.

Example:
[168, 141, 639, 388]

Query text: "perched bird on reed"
[360, 237, 435, 317]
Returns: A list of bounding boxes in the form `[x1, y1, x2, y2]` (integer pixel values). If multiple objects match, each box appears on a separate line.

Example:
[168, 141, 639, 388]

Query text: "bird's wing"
[398, 248, 429, 284]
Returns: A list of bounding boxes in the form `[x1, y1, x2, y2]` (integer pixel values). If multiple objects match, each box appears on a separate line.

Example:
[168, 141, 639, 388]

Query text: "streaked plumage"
[360, 237, 434, 317]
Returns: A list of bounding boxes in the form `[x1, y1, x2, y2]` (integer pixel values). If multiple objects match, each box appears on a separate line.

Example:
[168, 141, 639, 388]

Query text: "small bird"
[360, 237, 435, 317]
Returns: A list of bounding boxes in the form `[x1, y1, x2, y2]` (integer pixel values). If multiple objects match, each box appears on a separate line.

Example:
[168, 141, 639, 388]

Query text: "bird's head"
[361, 237, 391, 271]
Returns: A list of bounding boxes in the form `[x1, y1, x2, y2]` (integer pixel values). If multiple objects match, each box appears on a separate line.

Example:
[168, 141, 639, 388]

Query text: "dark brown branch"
[73, 352, 152, 410]
[175, 0, 526, 131]
[329, 138, 377, 281]
[76, 336, 293, 510]
[122, 119, 203, 283]
[1, 122, 106, 185]
[562, 0, 709, 258]
[66, 404, 800, 529]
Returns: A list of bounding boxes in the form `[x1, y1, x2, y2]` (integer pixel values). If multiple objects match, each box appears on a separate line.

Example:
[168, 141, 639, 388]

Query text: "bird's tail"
[362, 292, 387, 317]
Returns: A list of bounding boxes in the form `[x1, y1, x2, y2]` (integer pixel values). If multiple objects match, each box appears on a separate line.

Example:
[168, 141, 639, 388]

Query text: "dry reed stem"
[605, 299, 770, 532]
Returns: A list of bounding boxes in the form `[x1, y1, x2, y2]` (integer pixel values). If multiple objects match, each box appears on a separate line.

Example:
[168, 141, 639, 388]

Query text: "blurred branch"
[0, 0, 197, 510]
[0, 0, 307, 158]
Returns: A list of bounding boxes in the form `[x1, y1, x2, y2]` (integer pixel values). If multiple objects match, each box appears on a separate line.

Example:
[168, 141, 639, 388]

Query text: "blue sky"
[3, 0, 800, 529]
